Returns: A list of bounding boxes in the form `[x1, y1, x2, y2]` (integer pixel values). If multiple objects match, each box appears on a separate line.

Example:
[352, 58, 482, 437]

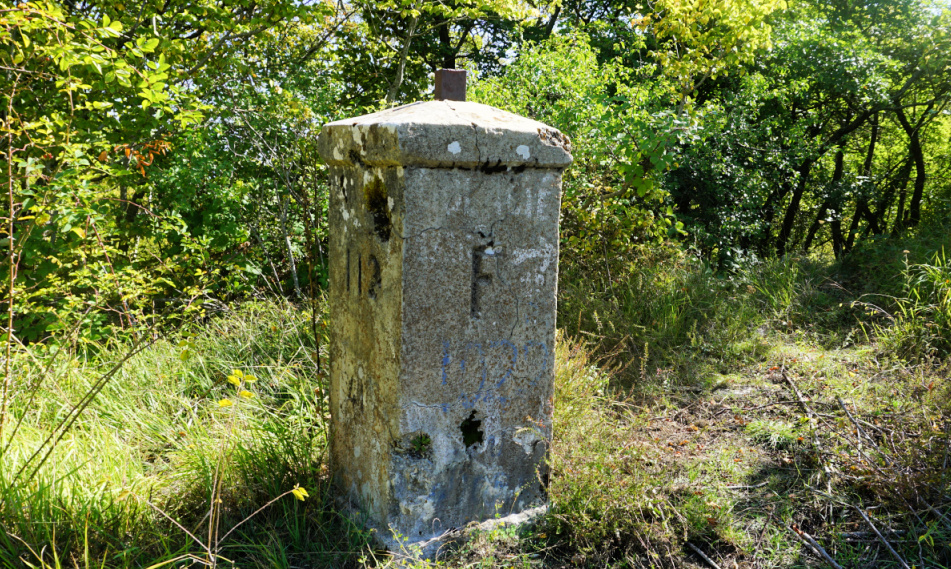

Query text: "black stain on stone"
[460, 411, 484, 448]
[368, 255, 381, 299]
[346, 374, 364, 413]
[479, 159, 507, 174]
[363, 177, 391, 242]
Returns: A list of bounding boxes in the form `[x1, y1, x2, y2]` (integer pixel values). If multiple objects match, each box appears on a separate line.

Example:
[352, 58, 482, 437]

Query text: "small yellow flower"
[227, 375, 241, 386]
[243, 374, 258, 383]
[218, 399, 234, 407]
[239, 390, 254, 399]
[291, 485, 309, 501]
[231, 369, 244, 378]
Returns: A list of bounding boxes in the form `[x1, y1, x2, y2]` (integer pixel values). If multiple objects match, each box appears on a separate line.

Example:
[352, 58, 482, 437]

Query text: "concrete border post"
[317, 97, 572, 553]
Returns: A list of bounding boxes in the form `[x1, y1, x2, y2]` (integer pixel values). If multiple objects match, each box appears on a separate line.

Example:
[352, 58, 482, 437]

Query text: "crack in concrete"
[399, 226, 444, 240]
[470, 121, 482, 164]
[508, 297, 520, 344]
[408, 401, 447, 409]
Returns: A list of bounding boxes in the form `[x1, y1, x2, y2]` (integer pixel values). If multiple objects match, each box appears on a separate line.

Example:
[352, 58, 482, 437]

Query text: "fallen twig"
[743, 400, 803, 411]
[840, 530, 906, 540]
[837, 396, 869, 446]
[782, 366, 831, 487]
[724, 481, 768, 490]
[922, 501, 951, 533]
[788, 525, 845, 569]
[835, 396, 895, 468]
[855, 507, 911, 569]
[686, 542, 721, 569]
[781, 368, 810, 416]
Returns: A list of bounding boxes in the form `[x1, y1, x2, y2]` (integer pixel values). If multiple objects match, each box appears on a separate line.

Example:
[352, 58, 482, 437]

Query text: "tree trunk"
[438, 20, 454, 69]
[884, 157, 913, 236]
[862, 112, 878, 178]
[829, 149, 845, 258]
[280, 193, 302, 300]
[386, 15, 419, 104]
[844, 201, 872, 253]
[892, 186, 910, 236]
[760, 177, 792, 256]
[776, 162, 813, 257]
[802, 201, 829, 252]
[894, 107, 926, 227]
[543, 6, 561, 38]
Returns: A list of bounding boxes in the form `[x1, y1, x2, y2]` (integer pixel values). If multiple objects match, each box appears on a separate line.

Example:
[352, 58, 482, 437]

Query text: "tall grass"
[861, 248, 951, 359]
[558, 244, 859, 389]
[0, 301, 366, 569]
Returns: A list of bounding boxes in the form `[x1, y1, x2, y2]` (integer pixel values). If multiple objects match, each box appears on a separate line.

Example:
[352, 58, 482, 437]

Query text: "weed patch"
[0, 301, 368, 569]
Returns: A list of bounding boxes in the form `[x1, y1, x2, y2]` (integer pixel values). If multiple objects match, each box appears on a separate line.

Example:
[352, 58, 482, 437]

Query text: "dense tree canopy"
[2, 0, 950, 339]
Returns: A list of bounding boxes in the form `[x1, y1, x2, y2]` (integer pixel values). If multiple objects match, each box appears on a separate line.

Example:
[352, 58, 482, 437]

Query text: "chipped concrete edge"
[385, 505, 550, 564]
[335, 494, 548, 564]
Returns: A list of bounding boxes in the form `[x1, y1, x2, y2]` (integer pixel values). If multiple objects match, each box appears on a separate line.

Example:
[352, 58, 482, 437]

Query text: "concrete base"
[356, 504, 549, 564]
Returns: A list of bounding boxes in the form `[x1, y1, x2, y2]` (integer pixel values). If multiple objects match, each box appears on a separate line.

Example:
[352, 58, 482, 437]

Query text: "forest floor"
[437, 335, 951, 569]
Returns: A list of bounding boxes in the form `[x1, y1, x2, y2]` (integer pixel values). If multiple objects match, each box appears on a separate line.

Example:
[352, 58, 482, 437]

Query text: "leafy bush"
[469, 34, 684, 273]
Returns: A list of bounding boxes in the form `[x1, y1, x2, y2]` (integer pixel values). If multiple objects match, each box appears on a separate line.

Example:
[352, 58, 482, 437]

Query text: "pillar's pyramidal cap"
[318, 100, 572, 555]
[318, 100, 572, 170]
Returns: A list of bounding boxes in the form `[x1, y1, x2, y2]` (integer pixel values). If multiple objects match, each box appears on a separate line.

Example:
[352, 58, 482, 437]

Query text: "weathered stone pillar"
[317, 100, 571, 550]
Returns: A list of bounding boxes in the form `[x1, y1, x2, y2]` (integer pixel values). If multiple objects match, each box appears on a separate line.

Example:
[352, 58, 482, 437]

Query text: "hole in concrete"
[363, 177, 391, 242]
[368, 255, 381, 299]
[460, 411, 483, 448]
